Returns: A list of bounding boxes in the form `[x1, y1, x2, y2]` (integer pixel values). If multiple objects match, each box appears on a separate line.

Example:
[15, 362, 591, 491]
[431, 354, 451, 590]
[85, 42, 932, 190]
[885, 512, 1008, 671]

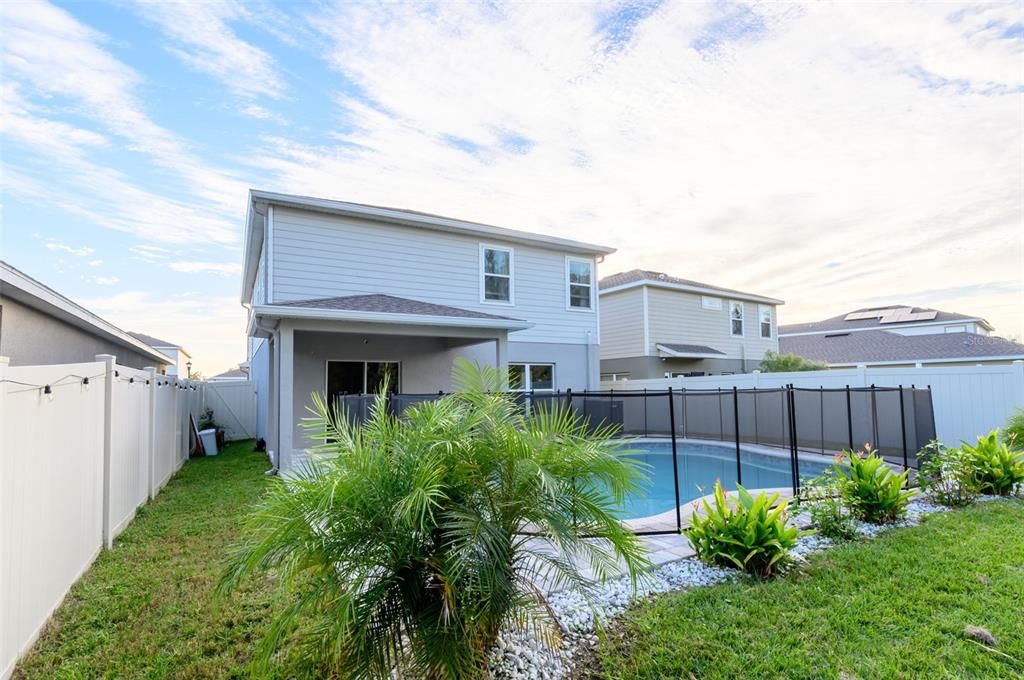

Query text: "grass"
[14, 440, 292, 679]
[593, 499, 1024, 679]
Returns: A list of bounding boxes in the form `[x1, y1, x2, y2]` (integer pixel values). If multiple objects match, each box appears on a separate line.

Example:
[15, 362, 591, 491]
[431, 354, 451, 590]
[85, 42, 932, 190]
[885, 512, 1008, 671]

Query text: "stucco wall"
[0, 296, 161, 370]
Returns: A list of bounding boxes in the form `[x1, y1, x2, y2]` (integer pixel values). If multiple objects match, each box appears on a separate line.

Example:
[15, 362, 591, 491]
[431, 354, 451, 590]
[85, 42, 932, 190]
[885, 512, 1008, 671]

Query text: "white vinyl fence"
[602, 361, 1024, 447]
[0, 355, 203, 680]
[200, 380, 257, 442]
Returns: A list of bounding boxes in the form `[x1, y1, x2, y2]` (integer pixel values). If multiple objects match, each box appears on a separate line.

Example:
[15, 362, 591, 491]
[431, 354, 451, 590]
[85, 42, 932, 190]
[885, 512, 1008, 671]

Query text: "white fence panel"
[151, 378, 181, 493]
[602, 361, 1024, 446]
[108, 365, 152, 539]
[201, 380, 256, 442]
[1, 361, 105, 680]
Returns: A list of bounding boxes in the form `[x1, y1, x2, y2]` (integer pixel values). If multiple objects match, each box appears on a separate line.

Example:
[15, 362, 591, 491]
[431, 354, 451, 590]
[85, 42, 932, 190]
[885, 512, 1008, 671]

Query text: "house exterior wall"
[250, 338, 270, 441]
[597, 285, 780, 379]
[645, 287, 778, 363]
[287, 330, 596, 450]
[269, 207, 599, 347]
[0, 296, 162, 370]
[598, 287, 645, 359]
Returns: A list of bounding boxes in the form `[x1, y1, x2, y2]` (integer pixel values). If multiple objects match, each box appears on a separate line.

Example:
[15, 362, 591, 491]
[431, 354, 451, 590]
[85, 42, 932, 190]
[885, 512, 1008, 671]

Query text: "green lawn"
[594, 499, 1024, 679]
[14, 440, 293, 680]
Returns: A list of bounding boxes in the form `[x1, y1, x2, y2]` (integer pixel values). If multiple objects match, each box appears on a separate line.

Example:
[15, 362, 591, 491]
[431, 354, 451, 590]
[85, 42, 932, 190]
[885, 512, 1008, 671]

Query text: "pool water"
[613, 441, 831, 519]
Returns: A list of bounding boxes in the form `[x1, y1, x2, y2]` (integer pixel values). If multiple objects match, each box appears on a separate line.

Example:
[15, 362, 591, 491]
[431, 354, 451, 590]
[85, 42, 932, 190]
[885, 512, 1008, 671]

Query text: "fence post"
[96, 354, 116, 550]
[752, 369, 761, 388]
[732, 386, 742, 487]
[790, 385, 801, 493]
[898, 385, 909, 472]
[845, 385, 854, 451]
[643, 388, 648, 437]
[870, 384, 879, 451]
[0, 357, 8, 605]
[565, 388, 576, 529]
[856, 364, 868, 387]
[145, 367, 157, 500]
[667, 387, 682, 531]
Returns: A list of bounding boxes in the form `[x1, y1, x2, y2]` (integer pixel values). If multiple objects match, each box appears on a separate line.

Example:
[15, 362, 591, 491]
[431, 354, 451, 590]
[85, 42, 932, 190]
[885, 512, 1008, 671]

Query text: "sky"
[1, 0, 1022, 375]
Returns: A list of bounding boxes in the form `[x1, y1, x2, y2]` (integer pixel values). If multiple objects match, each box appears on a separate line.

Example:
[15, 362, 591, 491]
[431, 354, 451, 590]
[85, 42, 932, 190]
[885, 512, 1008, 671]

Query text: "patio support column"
[278, 324, 294, 472]
[267, 336, 278, 469]
[495, 334, 508, 386]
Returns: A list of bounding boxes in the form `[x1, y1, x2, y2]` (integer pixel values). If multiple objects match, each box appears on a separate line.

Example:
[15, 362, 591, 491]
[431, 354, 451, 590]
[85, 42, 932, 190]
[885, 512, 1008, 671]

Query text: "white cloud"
[250, 1, 1022, 339]
[1, 0, 247, 243]
[240, 103, 288, 124]
[129, 245, 172, 262]
[83, 275, 120, 285]
[88, 259, 103, 267]
[132, 0, 283, 98]
[74, 291, 248, 376]
[168, 261, 243, 276]
[43, 238, 95, 257]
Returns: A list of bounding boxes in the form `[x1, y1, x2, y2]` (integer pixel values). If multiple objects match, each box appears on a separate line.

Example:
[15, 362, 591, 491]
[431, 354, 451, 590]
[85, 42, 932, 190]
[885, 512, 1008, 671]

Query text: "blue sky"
[2, 0, 1022, 373]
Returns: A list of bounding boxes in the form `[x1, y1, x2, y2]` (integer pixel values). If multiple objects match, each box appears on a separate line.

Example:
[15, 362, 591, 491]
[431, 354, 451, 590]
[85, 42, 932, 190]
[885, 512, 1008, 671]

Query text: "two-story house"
[598, 269, 784, 380]
[241, 190, 614, 471]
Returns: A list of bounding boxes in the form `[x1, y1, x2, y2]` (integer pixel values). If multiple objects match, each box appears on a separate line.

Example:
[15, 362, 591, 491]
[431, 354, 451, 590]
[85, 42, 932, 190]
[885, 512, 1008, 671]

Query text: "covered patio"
[249, 293, 531, 470]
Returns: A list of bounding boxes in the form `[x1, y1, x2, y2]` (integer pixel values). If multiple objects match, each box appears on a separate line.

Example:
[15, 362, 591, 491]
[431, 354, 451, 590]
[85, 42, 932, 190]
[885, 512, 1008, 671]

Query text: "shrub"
[1002, 408, 1024, 451]
[961, 431, 1024, 496]
[758, 350, 828, 372]
[795, 468, 858, 540]
[219, 360, 650, 679]
[832, 446, 916, 524]
[917, 440, 979, 507]
[684, 481, 802, 579]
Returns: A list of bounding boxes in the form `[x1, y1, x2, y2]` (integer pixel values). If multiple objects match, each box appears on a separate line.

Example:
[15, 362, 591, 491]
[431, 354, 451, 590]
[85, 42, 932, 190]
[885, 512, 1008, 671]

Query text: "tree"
[220, 359, 649, 679]
[759, 350, 828, 372]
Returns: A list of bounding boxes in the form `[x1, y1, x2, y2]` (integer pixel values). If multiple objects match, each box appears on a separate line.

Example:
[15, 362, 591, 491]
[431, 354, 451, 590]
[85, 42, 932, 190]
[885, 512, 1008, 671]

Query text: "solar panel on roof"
[879, 310, 937, 324]
[844, 310, 885, 320]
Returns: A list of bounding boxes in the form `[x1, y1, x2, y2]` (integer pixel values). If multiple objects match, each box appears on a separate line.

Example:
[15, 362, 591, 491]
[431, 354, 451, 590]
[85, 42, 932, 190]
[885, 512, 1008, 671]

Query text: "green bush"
[917, 441, 979, 507]
[795, 469, 858, 540]
[758, 350, 828, 372]
[962, 431, 1024, 496]
[1002, 408, 1024, 451]
[684, 481, 802, 579]
[833, 446, 916, 524]
[220, 360, 650, 679]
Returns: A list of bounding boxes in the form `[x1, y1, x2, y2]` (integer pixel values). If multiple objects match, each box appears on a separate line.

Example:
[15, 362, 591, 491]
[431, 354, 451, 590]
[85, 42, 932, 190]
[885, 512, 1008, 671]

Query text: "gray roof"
[128, 331, 182, 349]
[657, 343, 726, 356]
[599, 269, 780, 303]
[779, 330, 1024, 365]
[779, 305, 985, 335]
[277, 294, 522, 321]
[211, 367, 249, 379]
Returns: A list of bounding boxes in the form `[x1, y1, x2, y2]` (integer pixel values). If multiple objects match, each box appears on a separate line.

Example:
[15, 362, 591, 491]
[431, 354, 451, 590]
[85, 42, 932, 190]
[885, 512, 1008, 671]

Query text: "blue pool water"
[614, 441, 831, 519]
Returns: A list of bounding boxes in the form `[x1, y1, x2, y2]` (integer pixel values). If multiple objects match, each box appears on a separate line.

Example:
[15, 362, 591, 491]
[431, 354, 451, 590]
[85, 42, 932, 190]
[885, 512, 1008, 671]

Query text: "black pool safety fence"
[335, 384, 936, 535]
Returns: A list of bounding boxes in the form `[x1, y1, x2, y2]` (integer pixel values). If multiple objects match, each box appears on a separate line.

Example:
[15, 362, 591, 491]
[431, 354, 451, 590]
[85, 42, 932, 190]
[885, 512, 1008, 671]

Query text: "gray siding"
[270, 207, 599, 346]
[598, 288, 645, 359]
[646, 287, 778, 363]
[250, 338, 270, 440]
[0, 296, 162, 369]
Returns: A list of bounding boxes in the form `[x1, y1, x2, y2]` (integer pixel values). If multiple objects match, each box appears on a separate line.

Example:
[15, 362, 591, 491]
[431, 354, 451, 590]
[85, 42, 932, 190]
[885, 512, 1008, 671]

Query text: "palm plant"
[220, 359, 650, 679]
[1002, 408, 1024, 451]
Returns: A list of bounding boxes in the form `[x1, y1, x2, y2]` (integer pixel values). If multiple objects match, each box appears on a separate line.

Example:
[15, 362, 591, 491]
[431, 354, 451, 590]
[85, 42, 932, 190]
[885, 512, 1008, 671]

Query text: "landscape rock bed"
[490, 495, 1016, 679]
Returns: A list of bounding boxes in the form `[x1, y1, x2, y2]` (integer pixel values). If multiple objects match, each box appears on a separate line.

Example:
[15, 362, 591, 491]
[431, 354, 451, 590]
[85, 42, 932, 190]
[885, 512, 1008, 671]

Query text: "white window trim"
[509, 362, 556, 392]
[324, 359, 402, 395]
[479, 243, 515, 305]
[759, 304, 772, 339]
[565, 256, 595, 312]
[729, 300, 744, 337]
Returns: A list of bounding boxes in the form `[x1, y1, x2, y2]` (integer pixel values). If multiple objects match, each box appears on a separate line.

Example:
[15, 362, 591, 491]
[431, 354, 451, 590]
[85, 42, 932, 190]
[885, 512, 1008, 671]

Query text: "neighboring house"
[128, 332, 192, 376]
[0, 261, 172, 370]
[779, 305, 1024, 367]
[598, 269, 784, 380]
[209, 363, 250, 381]
[242, 190, 614, 471]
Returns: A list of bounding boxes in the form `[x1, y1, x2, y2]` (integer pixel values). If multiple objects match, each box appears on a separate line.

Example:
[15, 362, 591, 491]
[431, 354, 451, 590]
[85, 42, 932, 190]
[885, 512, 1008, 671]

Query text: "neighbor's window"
[701, 296, 722, 310]
[508, 363, 554, 391]
[566, 257, 593, 309]
[759, 305, 772, 338]
[730, 301, 744, 336]
[481, 245, 512, 303]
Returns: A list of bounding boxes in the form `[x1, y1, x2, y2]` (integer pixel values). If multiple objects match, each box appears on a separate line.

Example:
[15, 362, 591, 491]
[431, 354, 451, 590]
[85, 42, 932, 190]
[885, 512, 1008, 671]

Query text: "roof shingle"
[276, 293, 522, 321]
[779, 330, 1024, 364]
[778, 306, 982, 335]
[598, 269, 776, 301]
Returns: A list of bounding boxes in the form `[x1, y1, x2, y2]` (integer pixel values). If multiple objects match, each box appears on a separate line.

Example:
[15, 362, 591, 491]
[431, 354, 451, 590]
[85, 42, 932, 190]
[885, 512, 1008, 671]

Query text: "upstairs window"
[730, 301, 744, 336]
[759, 305, 772, 338]
[701, 296, 722, 310]
[566, 257, 593, 310]
[481, 245, 512, 303]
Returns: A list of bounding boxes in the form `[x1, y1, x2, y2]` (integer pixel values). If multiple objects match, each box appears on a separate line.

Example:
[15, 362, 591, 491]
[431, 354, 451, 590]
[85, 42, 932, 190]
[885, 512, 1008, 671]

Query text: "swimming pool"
[613, 441, 832, 519]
